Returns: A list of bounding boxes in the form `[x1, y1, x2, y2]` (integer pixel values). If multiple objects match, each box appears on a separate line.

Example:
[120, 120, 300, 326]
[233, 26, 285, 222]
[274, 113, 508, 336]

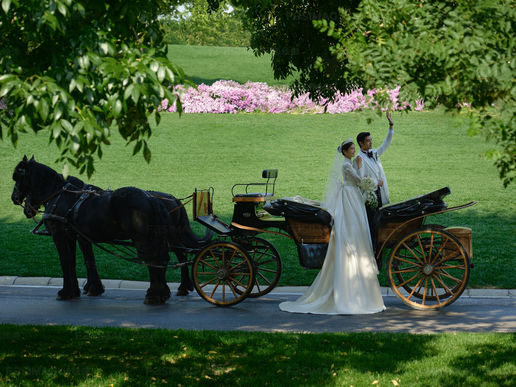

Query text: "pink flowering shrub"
[159, 80, 424, 114]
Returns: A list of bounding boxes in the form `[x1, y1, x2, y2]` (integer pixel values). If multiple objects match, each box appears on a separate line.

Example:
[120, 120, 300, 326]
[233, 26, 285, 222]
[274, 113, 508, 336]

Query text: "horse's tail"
[178, 210, 214, 248]
[149, 191, 213, 249]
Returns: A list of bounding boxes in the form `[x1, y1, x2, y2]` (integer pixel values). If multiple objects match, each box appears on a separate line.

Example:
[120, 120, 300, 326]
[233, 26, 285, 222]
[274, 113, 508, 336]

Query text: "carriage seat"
[232, 192, 274, 202]
[264, 197, 332, 226]
[376, 186, 451, 224]
[232, 169, 278, 202]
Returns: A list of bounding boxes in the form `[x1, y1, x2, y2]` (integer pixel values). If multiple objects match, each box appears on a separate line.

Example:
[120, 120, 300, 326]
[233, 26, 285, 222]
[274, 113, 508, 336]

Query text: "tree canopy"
[235, 0, 515, 186]
[0, 0, 188, 176]
[233, 0, 362, 101]
[161, 0, 249, 46]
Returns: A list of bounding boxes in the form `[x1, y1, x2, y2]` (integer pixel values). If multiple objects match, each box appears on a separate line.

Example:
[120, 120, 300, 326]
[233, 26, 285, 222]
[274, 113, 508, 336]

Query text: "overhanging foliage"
[0, 0, 189, 176]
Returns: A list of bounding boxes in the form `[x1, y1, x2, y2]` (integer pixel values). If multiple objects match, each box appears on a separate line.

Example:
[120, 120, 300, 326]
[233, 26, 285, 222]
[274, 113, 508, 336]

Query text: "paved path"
[1, 277, 515, 333]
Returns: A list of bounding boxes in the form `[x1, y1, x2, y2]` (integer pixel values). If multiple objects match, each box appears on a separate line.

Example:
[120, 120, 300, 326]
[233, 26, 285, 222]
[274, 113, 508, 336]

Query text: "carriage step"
[196, 215, 231, 235]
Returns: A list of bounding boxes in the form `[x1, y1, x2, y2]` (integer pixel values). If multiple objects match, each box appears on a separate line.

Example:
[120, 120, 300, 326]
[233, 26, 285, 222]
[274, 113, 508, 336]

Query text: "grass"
[0, 325, 514, 386]
[1, 111, 515, 289]
[166, 44, 295, 86]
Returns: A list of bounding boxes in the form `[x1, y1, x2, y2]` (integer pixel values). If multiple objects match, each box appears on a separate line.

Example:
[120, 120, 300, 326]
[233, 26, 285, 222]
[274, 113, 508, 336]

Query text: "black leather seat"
[264, 198, 332, 226]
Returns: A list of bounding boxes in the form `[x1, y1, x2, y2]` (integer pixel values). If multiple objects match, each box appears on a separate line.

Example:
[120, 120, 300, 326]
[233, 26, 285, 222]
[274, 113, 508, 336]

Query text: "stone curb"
[1, 276, 514, 298]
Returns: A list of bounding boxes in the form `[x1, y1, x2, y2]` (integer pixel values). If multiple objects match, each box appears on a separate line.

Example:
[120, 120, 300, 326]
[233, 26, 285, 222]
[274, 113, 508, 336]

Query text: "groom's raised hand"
[386, 112, 393, 128]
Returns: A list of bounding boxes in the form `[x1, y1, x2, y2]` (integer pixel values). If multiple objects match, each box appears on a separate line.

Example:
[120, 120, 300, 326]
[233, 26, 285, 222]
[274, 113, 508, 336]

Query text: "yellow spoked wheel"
[232, 237, 282, 298]
[192, 241, 255, 307]
[387, 229, 471, 310]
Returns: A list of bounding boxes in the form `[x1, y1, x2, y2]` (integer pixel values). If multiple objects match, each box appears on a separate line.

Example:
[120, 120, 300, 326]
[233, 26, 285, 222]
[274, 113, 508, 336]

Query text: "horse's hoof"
[176, 288, 189, 296]
[85, 284, 105, 297]
[86, 289, 105, 297]
[56, 291, 80, 301]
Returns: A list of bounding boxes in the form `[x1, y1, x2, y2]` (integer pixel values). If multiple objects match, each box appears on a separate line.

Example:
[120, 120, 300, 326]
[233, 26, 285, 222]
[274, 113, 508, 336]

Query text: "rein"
[149, 193, 194, 216]
[19, 184, 100, 223]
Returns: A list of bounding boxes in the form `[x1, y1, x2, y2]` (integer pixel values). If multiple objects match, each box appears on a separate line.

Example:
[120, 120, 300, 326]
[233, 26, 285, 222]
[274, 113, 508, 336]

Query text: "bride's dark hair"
[339, 141, 353, 155]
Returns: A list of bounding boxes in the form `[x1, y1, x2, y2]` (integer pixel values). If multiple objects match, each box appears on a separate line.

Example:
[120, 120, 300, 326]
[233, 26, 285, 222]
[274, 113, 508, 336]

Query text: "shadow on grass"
[0, 325, 464, 385]
[439, 335, 516, 386]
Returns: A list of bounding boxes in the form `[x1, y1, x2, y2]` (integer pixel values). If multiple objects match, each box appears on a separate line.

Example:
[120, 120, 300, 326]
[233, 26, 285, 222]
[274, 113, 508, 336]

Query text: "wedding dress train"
[279, 158, 385, 315]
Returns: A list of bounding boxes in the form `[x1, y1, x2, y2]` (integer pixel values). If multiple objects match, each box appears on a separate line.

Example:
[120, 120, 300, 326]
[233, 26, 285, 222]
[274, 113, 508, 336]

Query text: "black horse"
[12, 156, 210, 304]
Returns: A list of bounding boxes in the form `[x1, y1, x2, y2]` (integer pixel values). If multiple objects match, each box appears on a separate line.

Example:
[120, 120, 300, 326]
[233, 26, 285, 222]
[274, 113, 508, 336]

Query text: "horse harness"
[30, 184, 194, 269]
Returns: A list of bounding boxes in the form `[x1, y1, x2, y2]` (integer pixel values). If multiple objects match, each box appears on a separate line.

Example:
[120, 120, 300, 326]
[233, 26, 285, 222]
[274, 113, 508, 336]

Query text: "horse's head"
[11, 155, 32, 206]
[12, 155, 62, 218]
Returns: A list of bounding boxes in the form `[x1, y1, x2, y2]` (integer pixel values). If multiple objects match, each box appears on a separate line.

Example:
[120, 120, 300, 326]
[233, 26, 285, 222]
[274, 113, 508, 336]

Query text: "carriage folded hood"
[376, 186, 451, 222]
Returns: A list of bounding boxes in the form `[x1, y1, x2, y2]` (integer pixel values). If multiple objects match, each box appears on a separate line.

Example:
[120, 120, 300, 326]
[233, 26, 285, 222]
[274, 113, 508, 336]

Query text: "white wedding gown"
[279, 158, 386, 315]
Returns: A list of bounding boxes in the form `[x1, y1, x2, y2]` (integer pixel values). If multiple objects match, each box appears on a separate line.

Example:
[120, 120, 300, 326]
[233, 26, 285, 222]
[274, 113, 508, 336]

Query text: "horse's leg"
[144, 265, 171, 305]
[140, 240, 171, 305]
[77, 237, 105, 296]
[175, 249, 193, 296]
[52, 231, 81, 300]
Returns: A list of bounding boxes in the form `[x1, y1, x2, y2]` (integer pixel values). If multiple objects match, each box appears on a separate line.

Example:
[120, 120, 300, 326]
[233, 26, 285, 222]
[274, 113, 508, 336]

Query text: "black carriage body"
[263, 198, 332, 269]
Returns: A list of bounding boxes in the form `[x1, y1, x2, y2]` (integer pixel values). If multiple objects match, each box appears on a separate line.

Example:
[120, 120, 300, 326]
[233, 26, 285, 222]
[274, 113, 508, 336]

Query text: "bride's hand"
[355, 155, 362, 168]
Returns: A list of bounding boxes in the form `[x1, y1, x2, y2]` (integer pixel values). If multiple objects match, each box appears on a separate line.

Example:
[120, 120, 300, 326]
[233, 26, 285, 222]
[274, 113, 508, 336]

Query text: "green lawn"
[166, 44, 295, 86]
[1, 111, 515, 289]
[0, 325, 514, 386]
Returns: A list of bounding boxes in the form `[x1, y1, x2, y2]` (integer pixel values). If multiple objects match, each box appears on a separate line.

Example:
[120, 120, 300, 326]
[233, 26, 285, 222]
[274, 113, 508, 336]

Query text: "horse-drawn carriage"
[12, 157, 475, 310]
[189, 170, 475, 310]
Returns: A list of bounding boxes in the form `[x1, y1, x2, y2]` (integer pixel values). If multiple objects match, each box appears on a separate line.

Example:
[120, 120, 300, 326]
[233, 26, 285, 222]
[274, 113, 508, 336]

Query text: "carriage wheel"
[387, 229, 470, 310]
[233, 237, 282, 297]
[192, 241, 255, 307]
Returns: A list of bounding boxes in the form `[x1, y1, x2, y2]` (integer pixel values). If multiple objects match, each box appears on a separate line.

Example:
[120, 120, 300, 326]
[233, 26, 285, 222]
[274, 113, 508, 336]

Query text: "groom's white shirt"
[354, 129, 393, 205]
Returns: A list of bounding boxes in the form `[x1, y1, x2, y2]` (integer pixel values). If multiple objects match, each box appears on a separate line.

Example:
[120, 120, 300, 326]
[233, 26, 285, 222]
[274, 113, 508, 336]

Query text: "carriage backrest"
[231, 169, 278, 202]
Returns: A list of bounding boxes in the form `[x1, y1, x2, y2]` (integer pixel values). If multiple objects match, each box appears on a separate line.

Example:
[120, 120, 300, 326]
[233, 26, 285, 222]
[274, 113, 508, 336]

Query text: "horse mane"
[28, 159, 66, 186]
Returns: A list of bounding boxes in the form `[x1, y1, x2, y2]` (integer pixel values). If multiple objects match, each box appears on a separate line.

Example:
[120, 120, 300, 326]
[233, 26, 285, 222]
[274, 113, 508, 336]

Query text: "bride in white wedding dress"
[279, 139, 386, 315]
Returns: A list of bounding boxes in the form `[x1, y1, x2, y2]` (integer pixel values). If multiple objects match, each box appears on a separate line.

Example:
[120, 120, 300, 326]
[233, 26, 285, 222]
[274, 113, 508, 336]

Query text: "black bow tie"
[365, 151, 374, 159]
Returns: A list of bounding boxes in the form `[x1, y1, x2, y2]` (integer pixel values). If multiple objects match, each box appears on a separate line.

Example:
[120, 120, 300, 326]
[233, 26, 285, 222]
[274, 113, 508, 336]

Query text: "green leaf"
[39, 99, 49, 121]
[54, 104, 63, 120]
[53, 124, 61, 139]
[69, 79, 77, 92]
[0, 74, 14, 83]
[78, 55, 90, 69]
[87, 159, 94, 178]
[143, 141, 151, 163]
[62, 163, 69, 179]
[1, 0, 10, 13]
[114, 99, 122, 115]
[0, 84, 11, 98]
[131, 85, 140, 103]
[57, 1, 67, 16]
[61, 119, 73, 132]
[132, 140, 142, 155]
[72, 141, 80, 154]
[99, 42, 109, 55]
[124, 84, 134, 100]
[150, 61, 159, 73]
[157, 66, 165, 82]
